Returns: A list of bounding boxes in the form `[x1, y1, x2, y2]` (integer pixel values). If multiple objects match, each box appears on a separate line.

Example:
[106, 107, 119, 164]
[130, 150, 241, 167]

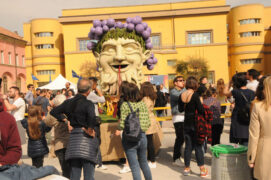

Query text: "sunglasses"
[176, 79, 184, 82]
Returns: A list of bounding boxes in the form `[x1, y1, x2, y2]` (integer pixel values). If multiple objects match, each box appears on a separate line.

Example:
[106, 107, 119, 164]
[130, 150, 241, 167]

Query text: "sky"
[1, 0, 271, 36]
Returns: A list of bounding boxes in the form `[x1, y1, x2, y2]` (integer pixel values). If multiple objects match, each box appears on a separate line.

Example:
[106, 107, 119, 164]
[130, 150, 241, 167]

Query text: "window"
[15, 54, 18, 66]
[167, 59, 177, 66]
[1, 51, 3, 64]
[187, 31, 212, 45]
[150, 34, 161, 48]
[37, 70, 56, 75]
[35, 44, 54, 49]
[208, 71, 215, 84]
[34, 32, 53, 37]
[240, 58, 261, 64]
[22, 56, 25, 66]
[239, 19, 260, 25]
[240, 31, 261, 37]
[8, 52, 11, 65]
[78, 39, 90, 51]
[3, 76, 8, 94]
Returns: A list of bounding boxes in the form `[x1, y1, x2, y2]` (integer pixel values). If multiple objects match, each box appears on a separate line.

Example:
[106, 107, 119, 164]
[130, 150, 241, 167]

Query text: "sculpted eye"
[102, 45, 116, 53]
[123, 44, 137, 53]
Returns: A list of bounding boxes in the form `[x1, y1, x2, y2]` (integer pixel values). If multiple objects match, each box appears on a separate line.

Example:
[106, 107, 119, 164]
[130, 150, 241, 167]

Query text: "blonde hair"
[216, 78, 225, 97]
[27, 106, 42, 140]
[263, 76, 271, 111]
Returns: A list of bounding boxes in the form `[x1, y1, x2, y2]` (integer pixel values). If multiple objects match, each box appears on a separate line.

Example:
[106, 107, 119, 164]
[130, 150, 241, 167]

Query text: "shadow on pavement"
[95, 171, 122, 180]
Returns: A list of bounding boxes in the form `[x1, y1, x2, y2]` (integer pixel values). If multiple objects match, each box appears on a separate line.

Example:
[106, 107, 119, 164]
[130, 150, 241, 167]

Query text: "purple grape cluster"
[87, 16, 157, 70]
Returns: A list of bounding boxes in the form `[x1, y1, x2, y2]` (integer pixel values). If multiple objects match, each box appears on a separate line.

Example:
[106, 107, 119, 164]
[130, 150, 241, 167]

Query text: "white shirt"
[247, 80, 259, 92]
[172, 114, 184, 123]
[87, 91, 105, 116]
[11, 97, 26, 121]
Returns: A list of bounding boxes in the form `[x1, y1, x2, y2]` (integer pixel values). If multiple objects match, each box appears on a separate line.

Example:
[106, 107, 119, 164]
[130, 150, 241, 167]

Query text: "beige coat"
[143, 97, 159, 135]
[44, 114, 70, 151]
[247, 102, 271, 180]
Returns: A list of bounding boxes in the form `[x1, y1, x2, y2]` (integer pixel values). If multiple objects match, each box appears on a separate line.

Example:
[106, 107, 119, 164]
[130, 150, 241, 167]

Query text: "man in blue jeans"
[51, 78, 98, 180]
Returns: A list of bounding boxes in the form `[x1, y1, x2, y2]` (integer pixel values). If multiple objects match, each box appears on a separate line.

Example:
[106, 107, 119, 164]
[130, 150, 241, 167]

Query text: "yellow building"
[228, 4, 271, 77]
[23, 18, 65, 87]
[24, 0, 231, 86]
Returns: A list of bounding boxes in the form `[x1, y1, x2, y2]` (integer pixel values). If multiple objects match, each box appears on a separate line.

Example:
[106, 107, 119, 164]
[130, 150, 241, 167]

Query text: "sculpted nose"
[114, 45, 125, 62]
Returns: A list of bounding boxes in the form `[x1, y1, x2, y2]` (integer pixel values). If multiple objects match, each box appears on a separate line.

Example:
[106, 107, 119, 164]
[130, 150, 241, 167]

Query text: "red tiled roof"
[0, 26, 23, 40]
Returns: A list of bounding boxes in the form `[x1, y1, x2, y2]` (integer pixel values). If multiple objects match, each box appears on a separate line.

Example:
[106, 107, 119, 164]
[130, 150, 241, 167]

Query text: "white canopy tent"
[39, 74, 77, 92]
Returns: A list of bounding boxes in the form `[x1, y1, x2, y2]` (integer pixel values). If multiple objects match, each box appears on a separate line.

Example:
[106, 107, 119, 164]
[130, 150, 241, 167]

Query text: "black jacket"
[21, 119, 51, 158]
[50, 94, 96, 129]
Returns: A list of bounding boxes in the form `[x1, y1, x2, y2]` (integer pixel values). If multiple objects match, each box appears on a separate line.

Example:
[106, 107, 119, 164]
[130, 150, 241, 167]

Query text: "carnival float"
[86, 16, 163, 161]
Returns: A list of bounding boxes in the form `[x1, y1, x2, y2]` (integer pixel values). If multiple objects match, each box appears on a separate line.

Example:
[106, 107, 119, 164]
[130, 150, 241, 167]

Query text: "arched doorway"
[16, 77, 21, 91]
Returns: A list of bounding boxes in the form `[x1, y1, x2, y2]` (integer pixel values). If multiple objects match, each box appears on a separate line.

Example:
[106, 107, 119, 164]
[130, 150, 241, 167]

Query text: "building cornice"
[59, 5, 230, 24]
[229, 42, 271, 47]
[32, 54, 64, 59]
[176, 42, 227, 48]
[229, 51, 271, 56]
[26, 62, 64, 67]
[0, 64, 26, 69]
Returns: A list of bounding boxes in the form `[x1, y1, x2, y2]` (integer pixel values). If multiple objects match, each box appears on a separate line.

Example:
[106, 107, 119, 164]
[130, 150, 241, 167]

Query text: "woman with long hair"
[119, 82, 152, 180]
[140, 82, 158, 168]
[179, 76, 208, 177]
[21, 106, 51, 168]
[248, 76, 271, 180]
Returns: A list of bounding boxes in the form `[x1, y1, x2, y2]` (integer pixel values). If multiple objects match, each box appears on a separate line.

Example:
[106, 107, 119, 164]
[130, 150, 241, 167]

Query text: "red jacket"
[0, 99, 22, 165]
[195, 104, 213, 144]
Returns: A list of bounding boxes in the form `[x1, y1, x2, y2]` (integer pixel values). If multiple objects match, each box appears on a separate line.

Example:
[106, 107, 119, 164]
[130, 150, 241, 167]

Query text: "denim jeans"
[184, 129, 204, 167]
[122, 133, 152, 180]
[70, 159, 95, 180]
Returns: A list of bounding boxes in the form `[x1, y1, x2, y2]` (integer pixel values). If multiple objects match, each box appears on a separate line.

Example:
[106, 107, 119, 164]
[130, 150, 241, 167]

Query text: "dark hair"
[140, 82, 157, 101]
[248, 69, 259, 80]
[255, 75, 268, 101]
[233, 72, 247, 89]
[204, 87, 216, 99]
[10, 86, 20, 92]
[88, 77, 98, 83]
[200, 76, 207, 83]
[173, 76, 184, 83]
[123, 83, 142, 102]
[119, 81, 129, 98]
[61, 88, 66, 93]
[68, 89, 75, 96]
[156, 85, 161, 92]
[40, 89, 47, 94]
[77, 78, 92, 93]
[186, 76, 198, 90]
[0, 78, 2, 88]
[27, 84, 34, 89]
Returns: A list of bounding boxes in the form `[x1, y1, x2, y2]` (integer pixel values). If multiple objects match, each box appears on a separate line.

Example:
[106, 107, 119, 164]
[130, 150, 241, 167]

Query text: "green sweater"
[119, 101, 150, 132]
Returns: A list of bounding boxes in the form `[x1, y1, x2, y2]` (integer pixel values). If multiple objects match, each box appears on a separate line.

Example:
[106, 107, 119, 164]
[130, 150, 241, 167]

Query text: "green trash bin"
[210, 144, 251, 180]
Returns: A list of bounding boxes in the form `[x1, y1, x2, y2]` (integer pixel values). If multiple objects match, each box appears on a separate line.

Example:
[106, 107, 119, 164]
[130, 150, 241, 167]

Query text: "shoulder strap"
[127, 102, 134, 113]
[240, 91, 249, 103]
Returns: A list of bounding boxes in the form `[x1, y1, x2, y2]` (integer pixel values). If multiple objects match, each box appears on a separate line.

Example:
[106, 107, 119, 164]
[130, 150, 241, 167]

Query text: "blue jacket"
[21, 119, 51, 158]
[170, 88, 186, 116]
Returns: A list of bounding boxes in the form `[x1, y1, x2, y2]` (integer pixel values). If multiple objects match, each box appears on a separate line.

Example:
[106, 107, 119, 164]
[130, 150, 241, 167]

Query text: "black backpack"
[237, 91, 251, 125]
[123, 102, 142, 142]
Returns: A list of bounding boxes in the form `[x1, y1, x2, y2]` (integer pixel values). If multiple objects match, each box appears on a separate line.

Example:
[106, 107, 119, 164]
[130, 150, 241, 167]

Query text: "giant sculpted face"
[87, 17, 157, 95]
[94, 38, 150, 94]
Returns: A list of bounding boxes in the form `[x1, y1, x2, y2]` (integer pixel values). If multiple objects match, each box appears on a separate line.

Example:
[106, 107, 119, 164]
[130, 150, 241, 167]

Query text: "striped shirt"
[119, 101, 150, 132]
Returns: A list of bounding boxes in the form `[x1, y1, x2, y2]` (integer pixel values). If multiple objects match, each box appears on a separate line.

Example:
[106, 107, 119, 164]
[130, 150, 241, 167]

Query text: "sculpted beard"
[100, 67, 143, 95]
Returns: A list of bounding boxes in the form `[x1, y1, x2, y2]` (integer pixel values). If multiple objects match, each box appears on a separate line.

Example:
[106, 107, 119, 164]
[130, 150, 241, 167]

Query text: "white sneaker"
[119, 166, 131, 174]
[97, 164, 108, 170]
[172, 158, 184, 167]
[148, 162, 157, 169]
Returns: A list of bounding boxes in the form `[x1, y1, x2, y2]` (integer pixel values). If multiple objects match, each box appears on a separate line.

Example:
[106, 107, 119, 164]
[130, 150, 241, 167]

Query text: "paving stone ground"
[21, 119, 231, 180]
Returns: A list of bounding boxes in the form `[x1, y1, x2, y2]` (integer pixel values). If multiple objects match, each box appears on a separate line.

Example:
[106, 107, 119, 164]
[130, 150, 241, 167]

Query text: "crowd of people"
[0, 68, 270, 180]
